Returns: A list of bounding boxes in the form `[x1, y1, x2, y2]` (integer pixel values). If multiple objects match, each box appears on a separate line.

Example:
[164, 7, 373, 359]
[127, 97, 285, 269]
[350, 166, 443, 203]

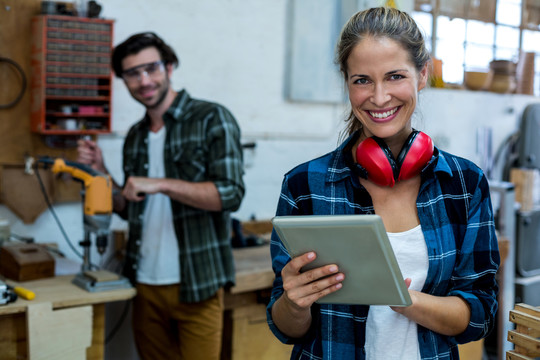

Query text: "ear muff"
[355, 136, 399, 187]
[397, 131, 434, 181]
[356, 131, 434, 187]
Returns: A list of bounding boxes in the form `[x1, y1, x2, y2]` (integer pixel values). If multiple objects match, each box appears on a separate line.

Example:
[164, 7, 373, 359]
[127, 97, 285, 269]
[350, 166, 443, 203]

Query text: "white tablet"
[272, 214, 412, 306]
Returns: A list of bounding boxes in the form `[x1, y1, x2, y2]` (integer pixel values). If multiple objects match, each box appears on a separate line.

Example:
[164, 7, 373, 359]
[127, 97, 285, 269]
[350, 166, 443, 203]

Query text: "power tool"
[0, 280, 34, 305]
[0, 280, 17, 305]
[38, 156, 112, 256]
[34, 157, 131, 292]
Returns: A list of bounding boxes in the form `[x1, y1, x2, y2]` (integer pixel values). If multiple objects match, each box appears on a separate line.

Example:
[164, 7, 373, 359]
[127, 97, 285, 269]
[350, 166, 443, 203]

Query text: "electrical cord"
[493, 131, 520, 181]
[9, 233, 35, 243]
[10, 235, 66, 258]
[101, 249, 123, 271]
[34, 164, 99, 269]
[0, 57, 27, 109]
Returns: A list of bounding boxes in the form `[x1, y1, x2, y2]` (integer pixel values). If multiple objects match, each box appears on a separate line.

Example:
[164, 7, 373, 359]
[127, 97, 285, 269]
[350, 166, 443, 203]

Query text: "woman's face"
[346, 36, 428, 144]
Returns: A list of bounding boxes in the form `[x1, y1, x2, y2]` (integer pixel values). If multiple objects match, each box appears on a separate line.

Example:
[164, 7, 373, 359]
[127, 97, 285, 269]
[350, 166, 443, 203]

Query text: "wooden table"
[0, 275, 136, 360]
[222, 244, 291, 360]
[0, 239, 278, 359]
[230, 244, 275, 295]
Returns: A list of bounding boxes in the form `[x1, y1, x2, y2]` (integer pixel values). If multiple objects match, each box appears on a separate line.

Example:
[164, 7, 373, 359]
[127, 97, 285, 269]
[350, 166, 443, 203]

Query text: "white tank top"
[137, 127, 181, 285]
[364, 225, 428, 360]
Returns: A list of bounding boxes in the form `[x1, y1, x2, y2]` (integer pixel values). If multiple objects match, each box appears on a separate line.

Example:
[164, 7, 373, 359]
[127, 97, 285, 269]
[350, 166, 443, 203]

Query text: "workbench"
[0, 275, 136, 360]
[0, 241, 284, 359]
[222, 244, 291, 360]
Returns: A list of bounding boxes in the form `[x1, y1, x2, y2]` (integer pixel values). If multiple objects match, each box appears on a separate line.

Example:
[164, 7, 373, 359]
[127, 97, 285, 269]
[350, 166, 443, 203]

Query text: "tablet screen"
[272, 214, 412, 306]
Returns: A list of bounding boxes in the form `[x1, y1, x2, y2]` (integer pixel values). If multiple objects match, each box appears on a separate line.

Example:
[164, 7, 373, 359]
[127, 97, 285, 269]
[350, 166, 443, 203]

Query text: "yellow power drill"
[38, 157, 113, 256]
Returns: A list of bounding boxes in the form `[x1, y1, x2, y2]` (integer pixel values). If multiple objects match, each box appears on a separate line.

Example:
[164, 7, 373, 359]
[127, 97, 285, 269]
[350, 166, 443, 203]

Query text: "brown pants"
[133, 283, 224, 360]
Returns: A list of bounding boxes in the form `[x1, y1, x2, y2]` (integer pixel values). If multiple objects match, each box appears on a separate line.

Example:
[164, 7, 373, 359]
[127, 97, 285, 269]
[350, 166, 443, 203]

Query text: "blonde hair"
[336, 7, 430, 135]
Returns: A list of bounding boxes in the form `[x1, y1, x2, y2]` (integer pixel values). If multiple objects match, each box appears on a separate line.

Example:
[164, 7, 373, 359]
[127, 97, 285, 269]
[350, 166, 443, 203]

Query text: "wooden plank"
[0, 312, 27, 359]
[508, 330, 540, 357]
[0, 275, 133, 360]
[0, 0, 82, 206]
[0, 275, 136, 316]
[27, 302, 92, 360]
[515, 303, 540, 317]
[507, 350, 536, 360]
[87, 304, 105, 360]
[0, 304, 108, 360]
[458, 339, 484, 360]
[241, 220, 273, 236]
[509, 309, 540, 331]
[0, 165, 54, 223]
[0, 0, 40, 164]
[231, 270, 275, 295]
[231, 304, 291, 360]
[230, 245, 274, 294]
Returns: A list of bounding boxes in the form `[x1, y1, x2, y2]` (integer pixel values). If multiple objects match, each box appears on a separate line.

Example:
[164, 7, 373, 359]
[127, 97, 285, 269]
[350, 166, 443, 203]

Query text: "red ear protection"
[355, 131, 434, 187]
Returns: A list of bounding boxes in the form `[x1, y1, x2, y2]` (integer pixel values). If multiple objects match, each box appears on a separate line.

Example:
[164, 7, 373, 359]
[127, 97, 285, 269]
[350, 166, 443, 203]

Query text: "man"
[77, 32, 245, 359]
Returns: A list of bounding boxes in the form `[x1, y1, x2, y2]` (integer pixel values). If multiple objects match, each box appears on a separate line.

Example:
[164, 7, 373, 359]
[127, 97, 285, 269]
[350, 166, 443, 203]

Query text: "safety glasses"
[121, 61, 165, 84]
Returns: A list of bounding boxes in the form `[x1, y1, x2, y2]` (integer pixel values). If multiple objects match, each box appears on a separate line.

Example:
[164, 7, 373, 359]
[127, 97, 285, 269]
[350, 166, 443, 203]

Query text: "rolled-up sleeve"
[207, 106, 245, 212]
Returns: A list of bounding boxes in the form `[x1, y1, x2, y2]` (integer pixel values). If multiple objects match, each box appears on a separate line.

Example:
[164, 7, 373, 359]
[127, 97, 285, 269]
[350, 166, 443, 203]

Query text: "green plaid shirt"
[120, 89, 245, 302]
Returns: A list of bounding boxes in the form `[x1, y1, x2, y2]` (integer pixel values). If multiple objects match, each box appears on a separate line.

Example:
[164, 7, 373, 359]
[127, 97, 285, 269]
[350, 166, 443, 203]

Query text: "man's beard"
[133, 77, 170, 110]
[145, 84, 169, 109]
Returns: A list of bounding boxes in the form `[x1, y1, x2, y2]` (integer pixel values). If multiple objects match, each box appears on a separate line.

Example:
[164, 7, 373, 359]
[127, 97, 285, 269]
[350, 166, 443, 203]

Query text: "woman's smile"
[367, 106, 401, 122]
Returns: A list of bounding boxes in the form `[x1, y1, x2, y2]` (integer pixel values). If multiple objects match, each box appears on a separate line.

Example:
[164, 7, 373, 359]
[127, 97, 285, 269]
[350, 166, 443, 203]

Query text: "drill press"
[37, 157, 131, 292]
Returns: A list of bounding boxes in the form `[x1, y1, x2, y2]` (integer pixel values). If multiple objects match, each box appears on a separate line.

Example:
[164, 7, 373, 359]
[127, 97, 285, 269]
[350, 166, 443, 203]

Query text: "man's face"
[120, 47, 172, 109]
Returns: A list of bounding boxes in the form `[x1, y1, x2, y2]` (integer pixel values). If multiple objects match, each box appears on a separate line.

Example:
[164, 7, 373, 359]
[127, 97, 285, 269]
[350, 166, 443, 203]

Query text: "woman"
[266, 7, 499, 360]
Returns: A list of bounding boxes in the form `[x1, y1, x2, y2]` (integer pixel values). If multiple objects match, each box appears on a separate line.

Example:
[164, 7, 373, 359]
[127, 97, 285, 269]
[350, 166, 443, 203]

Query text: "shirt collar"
[164, 89, 190, 122]
[141, 89, 190, 127]
[430, 148, 452, 177]
[325, 131, 361, 184]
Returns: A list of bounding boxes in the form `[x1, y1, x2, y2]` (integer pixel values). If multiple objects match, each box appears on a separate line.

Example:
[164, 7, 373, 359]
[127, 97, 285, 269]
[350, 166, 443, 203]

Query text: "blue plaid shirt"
[266, 131, 499, 359]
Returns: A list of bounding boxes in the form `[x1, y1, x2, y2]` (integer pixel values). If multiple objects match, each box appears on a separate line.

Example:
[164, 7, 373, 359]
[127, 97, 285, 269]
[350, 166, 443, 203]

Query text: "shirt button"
[136, 240, 141, 246]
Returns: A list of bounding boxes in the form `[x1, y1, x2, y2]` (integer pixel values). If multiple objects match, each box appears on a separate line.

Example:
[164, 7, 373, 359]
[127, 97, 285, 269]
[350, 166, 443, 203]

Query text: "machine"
[35, 157, 131, 292]
[0, 280, 17, 305]
[508, 103, 540, 307]
[0, 280, 34, 305]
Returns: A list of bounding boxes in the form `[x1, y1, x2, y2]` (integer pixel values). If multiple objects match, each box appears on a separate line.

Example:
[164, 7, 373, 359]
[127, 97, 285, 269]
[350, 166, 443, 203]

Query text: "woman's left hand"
[390, 277, 471, 336]
[391, 278, 414, 314]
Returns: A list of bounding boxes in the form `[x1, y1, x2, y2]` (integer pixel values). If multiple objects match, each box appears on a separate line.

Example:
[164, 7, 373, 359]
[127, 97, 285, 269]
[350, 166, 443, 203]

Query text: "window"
[412, 0, 540, 95]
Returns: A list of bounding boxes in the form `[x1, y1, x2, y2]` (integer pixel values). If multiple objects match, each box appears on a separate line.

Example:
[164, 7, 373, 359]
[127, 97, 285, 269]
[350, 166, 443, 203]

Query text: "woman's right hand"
[281, 251, 345, 310]
[272, 251, 344, 338]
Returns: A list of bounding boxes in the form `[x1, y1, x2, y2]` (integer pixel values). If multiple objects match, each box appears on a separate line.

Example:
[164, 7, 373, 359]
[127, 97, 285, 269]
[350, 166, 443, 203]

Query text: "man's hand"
[77, 139, 106, 173]
[122, 176, 162, 202]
